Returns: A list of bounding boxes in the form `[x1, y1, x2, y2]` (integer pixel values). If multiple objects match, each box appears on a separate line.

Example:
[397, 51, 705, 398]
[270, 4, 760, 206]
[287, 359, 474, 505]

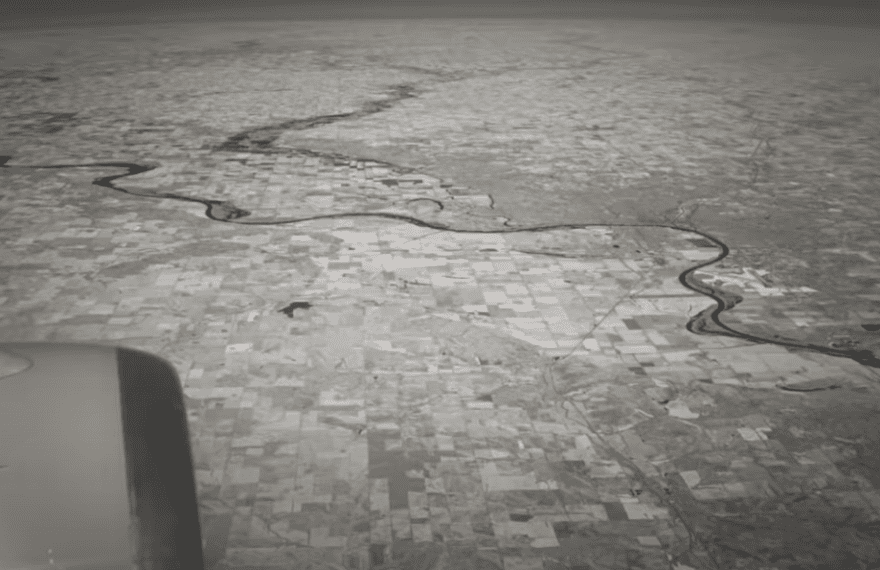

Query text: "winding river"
[2, 82, 877, 370]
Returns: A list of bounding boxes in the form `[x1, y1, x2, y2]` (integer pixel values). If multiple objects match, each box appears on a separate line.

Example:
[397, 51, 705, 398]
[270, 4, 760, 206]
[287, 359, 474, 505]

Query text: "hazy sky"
[3, 0, 879, 27]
